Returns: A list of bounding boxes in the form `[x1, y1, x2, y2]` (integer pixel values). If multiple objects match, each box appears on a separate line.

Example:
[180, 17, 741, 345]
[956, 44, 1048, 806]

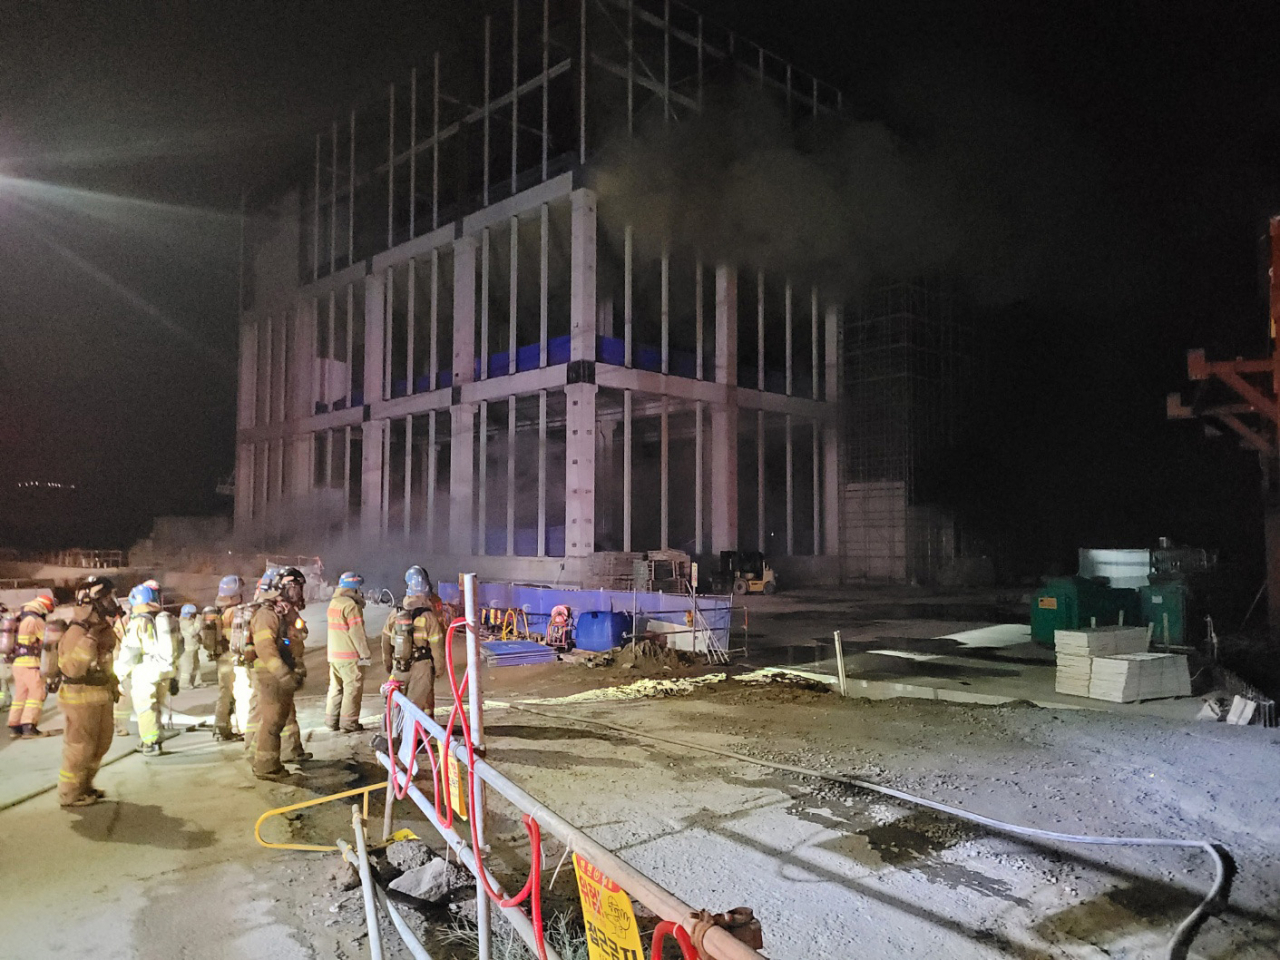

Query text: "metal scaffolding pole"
[330, 122, 337, 273]
[480, 228, 490, 379]
[432, 53, 440, 230]
[542, 0, 549, 179]
[483, 15, 491, 206]
[661, 244, 670, 374]
[407, 259, 416, 392]
[624, 224, 633, 366]
[387, 82, 395, 249]
[409, 67, 417, 239]
[784, 279, 793, 396]
[429, 249, 439, 390]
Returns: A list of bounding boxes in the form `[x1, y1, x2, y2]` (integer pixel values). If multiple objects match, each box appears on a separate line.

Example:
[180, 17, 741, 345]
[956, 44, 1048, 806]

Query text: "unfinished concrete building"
[235, 1, 846, 585]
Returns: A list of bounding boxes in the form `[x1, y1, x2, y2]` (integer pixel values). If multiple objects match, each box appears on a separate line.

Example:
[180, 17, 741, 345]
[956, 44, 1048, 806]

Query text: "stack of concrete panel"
[1087, 652, 1192, 703]
[1054, 654, 1094, 696]
[1055, 626, 1150, 658]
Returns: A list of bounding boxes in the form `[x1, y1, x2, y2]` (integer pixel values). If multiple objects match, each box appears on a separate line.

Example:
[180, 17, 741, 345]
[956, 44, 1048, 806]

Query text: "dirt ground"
[1, 593, 1277, 959]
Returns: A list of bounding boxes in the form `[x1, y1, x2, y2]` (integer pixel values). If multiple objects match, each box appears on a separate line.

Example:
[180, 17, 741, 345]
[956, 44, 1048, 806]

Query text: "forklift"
[712, 550, 778, 596]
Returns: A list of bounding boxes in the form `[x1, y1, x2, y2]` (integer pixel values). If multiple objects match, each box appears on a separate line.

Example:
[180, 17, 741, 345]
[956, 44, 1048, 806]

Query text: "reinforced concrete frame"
[235, 1, 845, 583]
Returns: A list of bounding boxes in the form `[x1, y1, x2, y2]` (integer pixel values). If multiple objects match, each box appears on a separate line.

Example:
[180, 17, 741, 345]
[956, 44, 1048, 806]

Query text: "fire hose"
[503, 702, 1232, 960]
[384, 618, 547, 960]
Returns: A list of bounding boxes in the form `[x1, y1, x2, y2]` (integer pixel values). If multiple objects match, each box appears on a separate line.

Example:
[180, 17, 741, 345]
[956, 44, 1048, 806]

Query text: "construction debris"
[388, 859, 473, 904]
[384, 838, 435, 874]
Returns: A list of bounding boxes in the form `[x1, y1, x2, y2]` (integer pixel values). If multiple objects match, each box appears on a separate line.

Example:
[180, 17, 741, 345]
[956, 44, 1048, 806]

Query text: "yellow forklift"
[713, 550, 778, 596]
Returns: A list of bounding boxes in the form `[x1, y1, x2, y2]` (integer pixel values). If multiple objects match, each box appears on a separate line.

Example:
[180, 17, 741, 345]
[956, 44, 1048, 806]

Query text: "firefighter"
[239, 568, 277, 753]
[325, 571, 371, 732]
[7, 592, 56, 739]
[177, 603, 202, 689]
[203, 598, 238, 741]
[250, 567, 311, 780]
[56, 577, 122, 808]
[380, 565, 444, 718]
[116, 583, 178, 757]
[0, 603, 12, 715]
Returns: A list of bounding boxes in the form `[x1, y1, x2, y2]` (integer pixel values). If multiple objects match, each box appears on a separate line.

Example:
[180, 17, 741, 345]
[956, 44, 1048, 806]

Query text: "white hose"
[505, 702, 1232, 960]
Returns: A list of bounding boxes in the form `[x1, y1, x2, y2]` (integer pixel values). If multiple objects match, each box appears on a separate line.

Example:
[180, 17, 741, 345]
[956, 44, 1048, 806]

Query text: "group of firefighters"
[0, 563, 445, 808]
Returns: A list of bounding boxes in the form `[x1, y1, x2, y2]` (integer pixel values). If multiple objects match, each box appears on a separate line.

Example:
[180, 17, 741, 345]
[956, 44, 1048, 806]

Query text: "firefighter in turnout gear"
[243, 569, 310, 755]
[7, 592, 55, 738]
[116, 583, 178, 757]
[56, 577, 122, 807]
[380, 565, 444, 718]
[225, 571, 272, 746]
[207, 587, 239, 741]
[177, 603, 202, 688]
[325, 571, 371, 732]
[250, 567, 311, 779]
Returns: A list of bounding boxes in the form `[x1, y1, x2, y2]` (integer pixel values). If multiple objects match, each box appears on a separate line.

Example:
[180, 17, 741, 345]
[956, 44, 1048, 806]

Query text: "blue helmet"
[180, 603, 198, 617]
[405, 565, 429, 595]
[128, 584, 158, 608]
[338, 571, 364, 589]
[217, 575, 244, 598]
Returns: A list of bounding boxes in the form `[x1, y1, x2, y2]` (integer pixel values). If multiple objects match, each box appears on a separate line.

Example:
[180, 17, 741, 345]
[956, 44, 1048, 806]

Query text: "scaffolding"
[841, 281, 971, 581]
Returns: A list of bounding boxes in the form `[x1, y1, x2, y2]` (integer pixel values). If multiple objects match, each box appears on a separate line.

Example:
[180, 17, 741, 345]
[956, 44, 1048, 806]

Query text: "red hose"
[651, 921, 697, 960]
[386, 616, 547, 960]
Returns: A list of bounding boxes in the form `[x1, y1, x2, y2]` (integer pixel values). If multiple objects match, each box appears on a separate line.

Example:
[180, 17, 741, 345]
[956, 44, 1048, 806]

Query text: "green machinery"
[1031, 576, 1141, 645]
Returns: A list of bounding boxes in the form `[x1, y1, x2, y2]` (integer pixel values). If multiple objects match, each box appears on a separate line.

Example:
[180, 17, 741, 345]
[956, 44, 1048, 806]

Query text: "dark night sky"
[1, 1, 1277, 576]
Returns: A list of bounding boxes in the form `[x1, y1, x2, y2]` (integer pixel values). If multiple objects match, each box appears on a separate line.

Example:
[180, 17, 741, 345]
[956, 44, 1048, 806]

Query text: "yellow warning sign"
[1038, 597, 1058, 610]
[573, 853, 645, 960]
[435, 741, 467, 820]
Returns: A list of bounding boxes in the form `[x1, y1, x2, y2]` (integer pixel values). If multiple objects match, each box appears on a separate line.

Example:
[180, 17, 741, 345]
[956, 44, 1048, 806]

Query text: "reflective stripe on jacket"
[327, 589, 370, 661]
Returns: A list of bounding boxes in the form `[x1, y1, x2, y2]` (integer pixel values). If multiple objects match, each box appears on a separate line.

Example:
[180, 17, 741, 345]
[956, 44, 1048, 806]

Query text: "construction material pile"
[1054, 627, 1191, 702]
[480, 640, 558, 667]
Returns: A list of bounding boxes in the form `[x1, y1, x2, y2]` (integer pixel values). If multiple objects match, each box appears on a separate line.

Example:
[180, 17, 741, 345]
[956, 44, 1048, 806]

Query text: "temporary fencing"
[375, 573, 764, 960]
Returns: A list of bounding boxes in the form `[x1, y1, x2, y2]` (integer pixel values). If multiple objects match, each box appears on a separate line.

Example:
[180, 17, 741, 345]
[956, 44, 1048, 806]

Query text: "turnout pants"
[252, 673, 303, 775]
[233, 664, 254, 739]
[177, 648, 201, 688]
[391, 659, 435, 719]
[113, 676, 132, 732]
[214, 654, 236, 737]
[57, 685, 114, 805]
[325, 660, 365, 730]
[7, 663, 45, 728]
[132, 679, 167, 745]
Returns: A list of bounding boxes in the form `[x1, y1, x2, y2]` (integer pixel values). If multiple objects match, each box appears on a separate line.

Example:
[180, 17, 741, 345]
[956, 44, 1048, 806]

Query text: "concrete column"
[824, 304, 839, 403]
[660, 397, 669, 549]
[714, 265, 737, 386]
[237, 320, 257, 429]
[756, 410, 766, 553]
[426, 413, 438, 551]
[234, 442, 254, 533]
[450, 404, 477, 555]
[364, 274, 386, 405]
[823, 422, 840, 557]
[785, 414, 794, 555]
[478, 400, 488, 555]
[537, 390, 548, 556]
[480, 228, 490, 379]
[452, 236, 478, 386]
[506, 397, 516, 555]
[812, 420, 821, 555]
[569, 188, 597, 361]
[711, 404, 738, 552]
[403, 414, 414, 538]
[565, 384, 597, 556]
[361, 419, 386, 538]
[623, 389, 632, 552]
[694, 400, 704, 554]
[380, 419, 392, 535]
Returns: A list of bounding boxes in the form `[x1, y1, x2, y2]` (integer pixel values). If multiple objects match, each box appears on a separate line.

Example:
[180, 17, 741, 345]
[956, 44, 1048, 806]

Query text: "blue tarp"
[437, 579, 731, 647]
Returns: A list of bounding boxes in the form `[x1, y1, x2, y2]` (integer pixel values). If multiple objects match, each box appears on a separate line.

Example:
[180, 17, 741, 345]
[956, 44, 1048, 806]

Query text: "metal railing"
[372, 573, 765, 960]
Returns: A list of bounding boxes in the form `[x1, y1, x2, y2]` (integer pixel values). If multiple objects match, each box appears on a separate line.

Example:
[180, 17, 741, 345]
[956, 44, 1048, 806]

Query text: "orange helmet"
[33, 593, 55, 614]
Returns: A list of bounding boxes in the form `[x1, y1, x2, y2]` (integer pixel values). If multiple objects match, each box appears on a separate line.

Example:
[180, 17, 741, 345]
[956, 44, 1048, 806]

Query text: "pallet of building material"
[1054, 626, 1149, 658]
[1087, 652, 1191, 703]
[480, 640, 559, 667]
[1054, 654, 1093, 696]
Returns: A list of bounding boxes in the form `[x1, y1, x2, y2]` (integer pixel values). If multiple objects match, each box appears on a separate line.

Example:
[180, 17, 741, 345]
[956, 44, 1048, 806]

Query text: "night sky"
[1, 1, 1276, 581]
